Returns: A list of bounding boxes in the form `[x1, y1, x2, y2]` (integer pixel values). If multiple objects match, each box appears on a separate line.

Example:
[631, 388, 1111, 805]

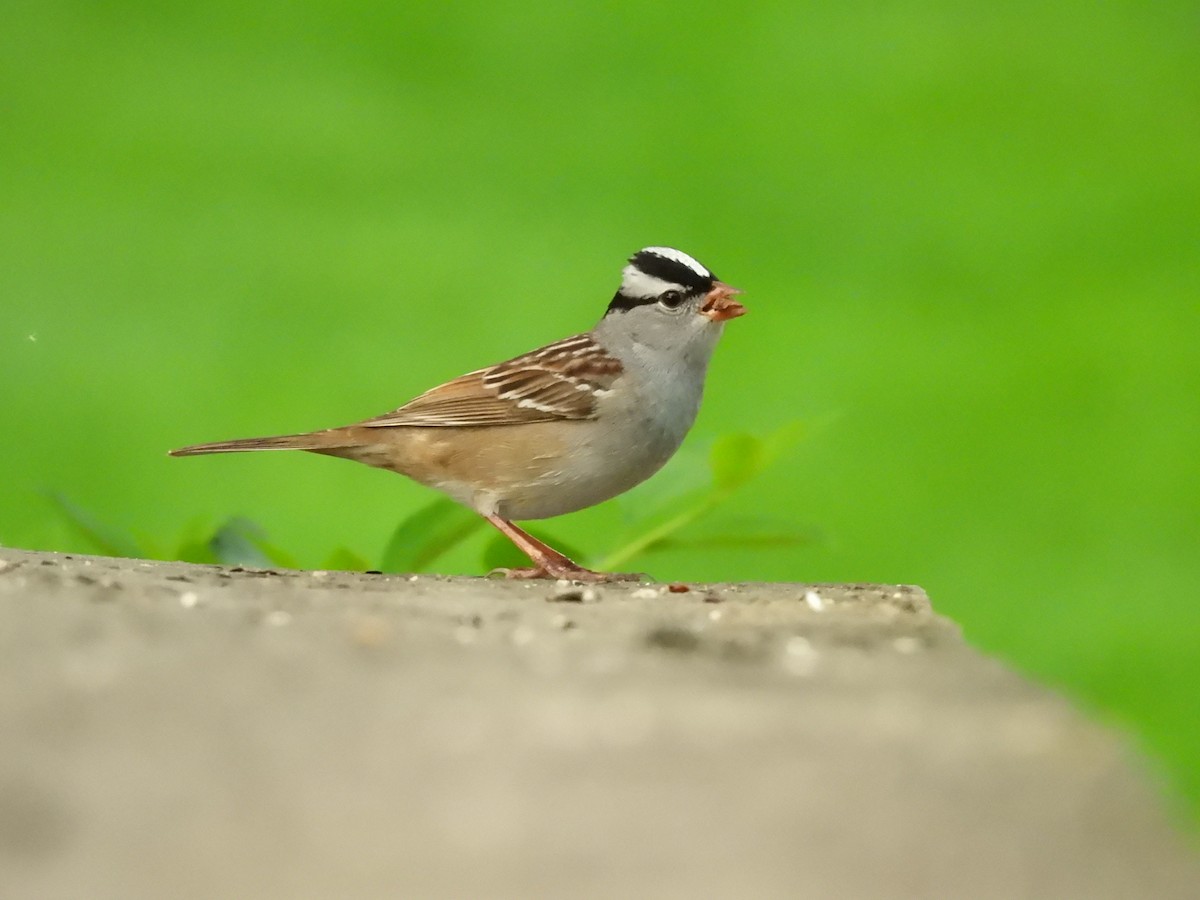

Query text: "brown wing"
[358, 334, 624, 429]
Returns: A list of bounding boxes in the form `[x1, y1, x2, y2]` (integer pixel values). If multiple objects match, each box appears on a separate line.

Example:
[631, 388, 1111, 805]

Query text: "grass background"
[3, 2, 1197, 823]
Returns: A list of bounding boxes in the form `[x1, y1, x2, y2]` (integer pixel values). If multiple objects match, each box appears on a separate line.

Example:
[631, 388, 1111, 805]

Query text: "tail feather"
[169, 431, 350, 457]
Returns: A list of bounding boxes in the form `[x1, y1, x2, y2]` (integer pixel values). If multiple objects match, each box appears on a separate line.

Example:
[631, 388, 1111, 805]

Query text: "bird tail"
[169, 431, 352, 457]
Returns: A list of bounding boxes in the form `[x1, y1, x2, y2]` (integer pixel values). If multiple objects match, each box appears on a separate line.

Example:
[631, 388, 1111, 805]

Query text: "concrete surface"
[0, 547, 1196, 899]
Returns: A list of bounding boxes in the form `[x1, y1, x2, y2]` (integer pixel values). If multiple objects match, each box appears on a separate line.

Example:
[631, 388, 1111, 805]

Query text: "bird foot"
[481, 516, 648, 582]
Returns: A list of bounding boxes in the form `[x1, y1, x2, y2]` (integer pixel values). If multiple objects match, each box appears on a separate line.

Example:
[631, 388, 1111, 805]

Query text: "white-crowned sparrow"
[171, 246, 745, 581]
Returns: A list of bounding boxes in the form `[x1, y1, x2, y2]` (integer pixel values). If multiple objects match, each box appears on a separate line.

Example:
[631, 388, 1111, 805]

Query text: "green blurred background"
[3, 2, 1197, 822]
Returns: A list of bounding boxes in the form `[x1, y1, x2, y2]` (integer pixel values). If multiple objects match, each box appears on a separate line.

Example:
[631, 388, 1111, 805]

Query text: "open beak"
[700, 282, 746, 322]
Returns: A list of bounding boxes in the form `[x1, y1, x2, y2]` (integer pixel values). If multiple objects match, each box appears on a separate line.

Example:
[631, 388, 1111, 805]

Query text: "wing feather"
[358, 334, 623, 429]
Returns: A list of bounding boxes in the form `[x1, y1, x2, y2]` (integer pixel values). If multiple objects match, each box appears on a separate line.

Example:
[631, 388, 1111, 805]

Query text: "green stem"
[594, 488, 733, 571]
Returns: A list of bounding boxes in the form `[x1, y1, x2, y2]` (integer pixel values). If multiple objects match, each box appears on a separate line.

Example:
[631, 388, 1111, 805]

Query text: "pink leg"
[484, 516, 643, 582]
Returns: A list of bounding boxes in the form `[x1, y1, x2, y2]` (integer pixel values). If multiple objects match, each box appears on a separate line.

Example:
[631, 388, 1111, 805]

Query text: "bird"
[170, 246, 746, 581]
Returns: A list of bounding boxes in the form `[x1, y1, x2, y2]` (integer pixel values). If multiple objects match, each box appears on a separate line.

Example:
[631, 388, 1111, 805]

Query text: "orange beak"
[700, 282, 746, 322]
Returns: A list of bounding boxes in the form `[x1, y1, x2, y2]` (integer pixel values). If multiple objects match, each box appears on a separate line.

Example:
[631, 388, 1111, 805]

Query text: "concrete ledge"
[0, 548, 1195, 898]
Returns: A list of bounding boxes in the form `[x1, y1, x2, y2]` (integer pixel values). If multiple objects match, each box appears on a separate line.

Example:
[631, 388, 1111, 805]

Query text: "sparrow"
[170, 246, 746, 581]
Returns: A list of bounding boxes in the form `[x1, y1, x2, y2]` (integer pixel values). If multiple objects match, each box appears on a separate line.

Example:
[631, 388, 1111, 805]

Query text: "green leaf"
[209, 517, 300, 569]
[764, 420, 807, 458]
[481, 533, 529, 572]
[169, 518, 220, 564]
[209, 517, 272, 567]
[46, 492, 144, 558]
[644, 529, 817, 553]
[255, 540, 302, 569]
[708, 423, 807, 494]
[596, 422, 808, 572]
[709, 433, 767, 492]
[660, 514, 816, 547]
[174, 539, 219, 565]
[323, 546, 372, 572]
[380, 498, 485, 573]
[615, 443, 710, 522]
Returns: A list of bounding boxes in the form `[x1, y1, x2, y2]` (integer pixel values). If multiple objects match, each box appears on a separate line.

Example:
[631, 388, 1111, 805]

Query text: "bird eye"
[658, 290, 685, 309]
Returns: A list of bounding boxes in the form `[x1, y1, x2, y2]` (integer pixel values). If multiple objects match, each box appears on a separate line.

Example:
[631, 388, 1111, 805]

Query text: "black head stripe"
[606, 249, 717, 314]
[606, 290, 642, 313]
[629, 249, 717, 293]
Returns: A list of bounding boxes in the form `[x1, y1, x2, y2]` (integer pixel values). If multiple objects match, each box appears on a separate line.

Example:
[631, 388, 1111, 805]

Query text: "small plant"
[50, 425, 812, 573]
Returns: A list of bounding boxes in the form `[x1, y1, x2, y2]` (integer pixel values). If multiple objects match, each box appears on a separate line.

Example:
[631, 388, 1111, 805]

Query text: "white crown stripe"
[642, 246, 711, 279]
